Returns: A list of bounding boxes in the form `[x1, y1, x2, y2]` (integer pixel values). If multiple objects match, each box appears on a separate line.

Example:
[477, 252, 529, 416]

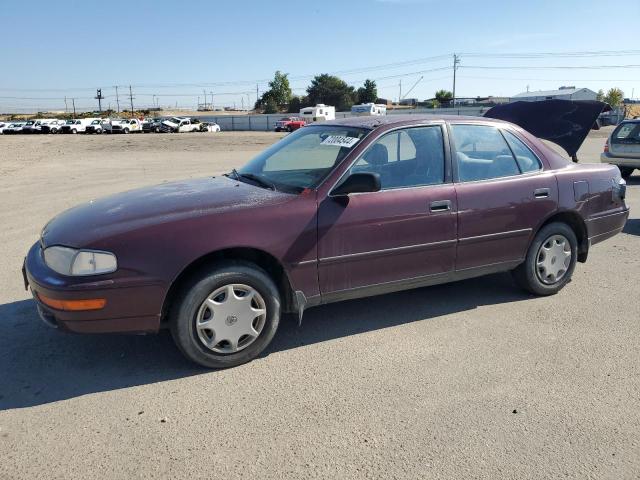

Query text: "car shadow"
[0, 273, 529, 410]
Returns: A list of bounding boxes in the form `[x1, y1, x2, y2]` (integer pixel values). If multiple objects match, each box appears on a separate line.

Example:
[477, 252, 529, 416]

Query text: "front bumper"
[23, 242, 165, 334]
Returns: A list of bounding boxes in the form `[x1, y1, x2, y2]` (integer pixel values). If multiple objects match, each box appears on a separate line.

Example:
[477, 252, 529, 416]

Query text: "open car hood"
[484, 99, 611, 157]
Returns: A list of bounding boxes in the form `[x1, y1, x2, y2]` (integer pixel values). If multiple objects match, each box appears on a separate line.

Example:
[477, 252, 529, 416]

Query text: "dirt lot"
[0, 130, 639, 479]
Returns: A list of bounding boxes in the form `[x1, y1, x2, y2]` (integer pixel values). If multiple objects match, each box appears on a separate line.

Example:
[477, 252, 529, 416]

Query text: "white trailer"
[350, 103, 387, 116]
[299, 104, 335, 123]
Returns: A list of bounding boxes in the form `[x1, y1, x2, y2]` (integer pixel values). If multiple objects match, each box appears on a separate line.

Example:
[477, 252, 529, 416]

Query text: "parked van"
[299, 104, 335, 123]
[351, 103, 387, 116]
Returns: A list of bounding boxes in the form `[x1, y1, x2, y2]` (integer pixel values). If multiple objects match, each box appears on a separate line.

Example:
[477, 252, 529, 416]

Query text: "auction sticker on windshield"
[320, 136, 360, 148]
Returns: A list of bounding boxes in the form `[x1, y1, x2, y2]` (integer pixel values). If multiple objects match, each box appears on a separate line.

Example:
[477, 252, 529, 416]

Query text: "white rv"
[299, 104, 335, 123]
[351, 103, 387, 116]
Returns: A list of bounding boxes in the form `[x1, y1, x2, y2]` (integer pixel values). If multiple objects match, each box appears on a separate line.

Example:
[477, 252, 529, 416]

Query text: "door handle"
[430, 200, 452, 212]
[534, 188, 550, 199]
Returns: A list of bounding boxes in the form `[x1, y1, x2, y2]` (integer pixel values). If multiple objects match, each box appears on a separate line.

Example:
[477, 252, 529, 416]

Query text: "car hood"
[41, 176, 292, 248]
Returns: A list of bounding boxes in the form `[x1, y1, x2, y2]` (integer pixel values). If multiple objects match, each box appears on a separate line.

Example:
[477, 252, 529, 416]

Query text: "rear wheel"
[71, 128, 77, 134]
[619, 167, 634, 180]
[170, 261, 281, 368]
[512, 222, 578, 296]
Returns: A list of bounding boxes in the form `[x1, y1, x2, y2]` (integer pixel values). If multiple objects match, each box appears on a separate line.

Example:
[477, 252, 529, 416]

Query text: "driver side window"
[350, 126, 445, 190]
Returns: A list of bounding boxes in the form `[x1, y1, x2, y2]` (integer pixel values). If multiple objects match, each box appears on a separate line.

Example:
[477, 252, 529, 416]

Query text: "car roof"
[320, 114, 508, 130]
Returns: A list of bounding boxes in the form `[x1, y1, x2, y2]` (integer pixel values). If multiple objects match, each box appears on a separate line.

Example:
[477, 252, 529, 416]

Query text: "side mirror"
[331, 172, 381, 196]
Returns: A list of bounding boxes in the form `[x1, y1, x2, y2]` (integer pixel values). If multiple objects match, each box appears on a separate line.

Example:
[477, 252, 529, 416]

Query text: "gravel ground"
[0, 129, 638, 479]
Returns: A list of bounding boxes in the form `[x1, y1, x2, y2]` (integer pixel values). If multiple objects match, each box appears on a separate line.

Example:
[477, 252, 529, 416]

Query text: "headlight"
[43, 246, 117, 276]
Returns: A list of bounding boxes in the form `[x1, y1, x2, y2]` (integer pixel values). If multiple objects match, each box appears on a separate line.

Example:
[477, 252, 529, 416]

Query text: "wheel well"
[539, 211, 589, 262]
[160, 248, 295, 327]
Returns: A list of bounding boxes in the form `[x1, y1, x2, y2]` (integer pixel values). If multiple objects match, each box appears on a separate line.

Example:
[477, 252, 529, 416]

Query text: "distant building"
[511, 86, 597, 102]
[475, 96, 510, 106]
[399, 98, 418, 106]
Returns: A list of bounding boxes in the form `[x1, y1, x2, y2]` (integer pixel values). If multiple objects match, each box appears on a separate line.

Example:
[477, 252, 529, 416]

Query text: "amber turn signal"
[36, 293, 106, 311]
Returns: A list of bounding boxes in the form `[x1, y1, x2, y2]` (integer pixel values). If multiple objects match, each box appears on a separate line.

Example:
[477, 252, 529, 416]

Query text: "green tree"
[255, 71, 292, 111]
[263, 97, 278, 114]
[435, 89, 453, 105]
[356, 79, 378, 104]
[307, 74, 357, 111]
[267, 71, 292, 106]
[596, 89, 605, 102]
[604, 87, 624, 108]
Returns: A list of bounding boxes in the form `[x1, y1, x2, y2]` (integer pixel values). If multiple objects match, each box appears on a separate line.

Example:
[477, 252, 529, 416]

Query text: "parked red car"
[274, 117, 306, 132]
[24, 115, 629, 368]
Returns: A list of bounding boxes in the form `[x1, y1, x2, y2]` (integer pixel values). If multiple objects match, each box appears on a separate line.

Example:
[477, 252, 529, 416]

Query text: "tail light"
[604, 139, 609, 153]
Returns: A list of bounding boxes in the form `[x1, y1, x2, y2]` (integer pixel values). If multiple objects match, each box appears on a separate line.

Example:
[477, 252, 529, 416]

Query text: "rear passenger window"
[351, 126, 444, 189]
[451, 124, 520, 182]
[503, 130, 542, 173]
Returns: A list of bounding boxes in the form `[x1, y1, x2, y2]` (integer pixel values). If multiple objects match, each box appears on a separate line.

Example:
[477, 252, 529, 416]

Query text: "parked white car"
[111, 118, 143, 133]
[201, 122, 221, 132]
[60, 118, 98, 134]
[161, 117, 203, 133]
[85, 119, 113, 134]
[0, 121, 12, 134]
[1, 122, 27, 134]
[40, 119, 66, 134]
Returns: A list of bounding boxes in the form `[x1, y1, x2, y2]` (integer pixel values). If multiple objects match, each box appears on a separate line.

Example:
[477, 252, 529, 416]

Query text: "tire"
[286, 126, 292, 132]
[71, 128, 77, 134]
[619, 167, 634, 180]
[124, 128, 130, 134]
[512, 222, 578, 296]
[170, 261, 281, 369]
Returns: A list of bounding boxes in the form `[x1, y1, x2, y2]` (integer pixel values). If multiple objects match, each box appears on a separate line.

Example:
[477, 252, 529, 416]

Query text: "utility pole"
[256, 84, 259, 104]
[95, 88, 104, 113]
[72, 98, 76, 118]
[114, 86, 120, 113]
[452, 53, 461, 108]
[64, 97, 68, 114]
[129, 85, 134, 117]
[203, 89, 207, 109]
[399, 79, 402, 104]
[209, 91, 214, 110]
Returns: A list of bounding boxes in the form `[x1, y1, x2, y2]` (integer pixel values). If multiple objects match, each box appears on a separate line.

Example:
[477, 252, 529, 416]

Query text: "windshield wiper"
[226, 168, 240, 180]
[237, 173, 277, 191]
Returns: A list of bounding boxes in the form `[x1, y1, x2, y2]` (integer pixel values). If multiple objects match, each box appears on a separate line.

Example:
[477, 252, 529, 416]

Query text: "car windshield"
[237, 125, 369, 192]
[91, 120, 100, 124]
[170, 117, 182, 123]
[65, 120, 75, 124]
[25, 121, 35, 126]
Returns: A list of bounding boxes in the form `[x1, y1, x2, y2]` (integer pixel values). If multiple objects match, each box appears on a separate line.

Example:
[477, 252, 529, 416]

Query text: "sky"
[1, 0, 639, 112]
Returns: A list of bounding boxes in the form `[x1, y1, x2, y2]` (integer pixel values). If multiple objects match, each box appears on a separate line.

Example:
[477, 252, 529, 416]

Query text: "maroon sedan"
[24, 115, 629, 368]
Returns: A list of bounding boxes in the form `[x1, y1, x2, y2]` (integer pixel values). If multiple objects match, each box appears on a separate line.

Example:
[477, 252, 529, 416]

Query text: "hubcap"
[195, 284, 267, 354]
[536, 234, 572, 284]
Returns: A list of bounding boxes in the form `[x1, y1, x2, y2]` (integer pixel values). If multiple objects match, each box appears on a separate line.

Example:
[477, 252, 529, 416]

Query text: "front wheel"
[512, 222, 578, 296]
[170, 261, 281, 368]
